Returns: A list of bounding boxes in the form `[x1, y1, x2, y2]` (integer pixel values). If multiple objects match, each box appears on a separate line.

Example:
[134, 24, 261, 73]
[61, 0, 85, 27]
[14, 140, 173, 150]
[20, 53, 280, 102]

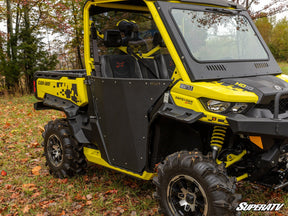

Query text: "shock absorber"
[210, 126, 227, 160]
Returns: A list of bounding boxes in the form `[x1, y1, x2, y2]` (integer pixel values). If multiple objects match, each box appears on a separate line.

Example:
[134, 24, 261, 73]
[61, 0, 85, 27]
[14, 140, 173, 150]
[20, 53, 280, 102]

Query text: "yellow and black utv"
[34, 0, 288, 215]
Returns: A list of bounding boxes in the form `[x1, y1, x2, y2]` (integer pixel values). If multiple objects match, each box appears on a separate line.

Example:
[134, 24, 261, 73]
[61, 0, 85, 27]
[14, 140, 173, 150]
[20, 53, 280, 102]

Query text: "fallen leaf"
[86, 194, 93, 200]
[59, 178, 68, 184]
[84, 175, 89, 182]
[75, 204, 83, 210]
[48, 202, 57, 207]
[74, 193, 82, 201]
[38, 126, 45, 132]
[105, 189, 118, 195]
[32, 166, 42, 175]
[3, 122, 11, 129]
[5, 184, 12, 189]
[22, 183, 36, 189]
[20, 158, 29, 163]
[1, 170, 7, 176]
[0, 206, 8, 213]
[67, 184, 74, 189]
[31, 142, 40, 148]
[11, 193, 20, 199]
[113, 198, 122, 203]
[86, 200, 92, 205]
[23, 205, 30, 213]
[31, 192, 41, 198]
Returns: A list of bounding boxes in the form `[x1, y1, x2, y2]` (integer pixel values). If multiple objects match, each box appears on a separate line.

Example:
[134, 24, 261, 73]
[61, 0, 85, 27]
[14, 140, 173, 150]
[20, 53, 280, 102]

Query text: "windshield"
[171, 9, 268, 62]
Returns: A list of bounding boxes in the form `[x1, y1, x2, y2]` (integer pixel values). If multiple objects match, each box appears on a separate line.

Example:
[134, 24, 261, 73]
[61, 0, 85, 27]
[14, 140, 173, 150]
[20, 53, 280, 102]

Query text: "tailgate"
[34, 70, 88, 107]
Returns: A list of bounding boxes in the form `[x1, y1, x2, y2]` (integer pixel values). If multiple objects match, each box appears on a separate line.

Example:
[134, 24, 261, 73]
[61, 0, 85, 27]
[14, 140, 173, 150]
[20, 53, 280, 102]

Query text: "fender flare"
[34, 94, 90, 144]
[147, 103, 204, 170]
[152, 103, 204, 124]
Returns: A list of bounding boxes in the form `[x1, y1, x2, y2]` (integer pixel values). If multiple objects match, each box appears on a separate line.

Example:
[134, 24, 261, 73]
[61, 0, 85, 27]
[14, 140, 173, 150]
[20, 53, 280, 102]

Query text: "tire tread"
[154, 151, 240, 216]
[43, 119, 87, 179]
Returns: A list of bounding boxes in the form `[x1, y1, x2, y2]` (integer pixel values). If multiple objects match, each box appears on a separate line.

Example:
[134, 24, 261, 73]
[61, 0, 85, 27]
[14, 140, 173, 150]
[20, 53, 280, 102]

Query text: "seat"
[155, 54, 175, 79]
[138, 59, 160, 79]
[100, 55, 143, 78]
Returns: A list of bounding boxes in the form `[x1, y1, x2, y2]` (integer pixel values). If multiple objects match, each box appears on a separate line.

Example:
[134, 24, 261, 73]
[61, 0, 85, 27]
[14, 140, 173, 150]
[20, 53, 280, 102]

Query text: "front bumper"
[227, 115, 288, 137]
[227, 89, 288, 138]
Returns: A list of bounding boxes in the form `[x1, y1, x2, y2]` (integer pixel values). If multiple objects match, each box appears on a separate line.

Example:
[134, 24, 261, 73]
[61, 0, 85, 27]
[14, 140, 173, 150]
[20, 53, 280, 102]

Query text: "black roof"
[179, 0, 243, 9]
[87, 0, 244, 16]
[113, 0, 242, 8]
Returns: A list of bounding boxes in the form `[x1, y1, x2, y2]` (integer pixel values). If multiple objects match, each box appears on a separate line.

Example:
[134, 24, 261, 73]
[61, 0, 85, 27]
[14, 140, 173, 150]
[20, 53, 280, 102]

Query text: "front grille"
[256, 98, 288, 114]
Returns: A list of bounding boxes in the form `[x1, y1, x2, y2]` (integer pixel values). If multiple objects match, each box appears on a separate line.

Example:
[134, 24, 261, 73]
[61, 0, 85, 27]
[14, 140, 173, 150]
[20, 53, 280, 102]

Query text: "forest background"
[0, 0, 288, 95]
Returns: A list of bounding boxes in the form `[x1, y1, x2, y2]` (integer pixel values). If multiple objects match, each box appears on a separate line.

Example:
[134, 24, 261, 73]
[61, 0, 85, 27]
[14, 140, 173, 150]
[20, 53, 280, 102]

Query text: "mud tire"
[42, 119, 87, 178]
[153, 151, 240, 216]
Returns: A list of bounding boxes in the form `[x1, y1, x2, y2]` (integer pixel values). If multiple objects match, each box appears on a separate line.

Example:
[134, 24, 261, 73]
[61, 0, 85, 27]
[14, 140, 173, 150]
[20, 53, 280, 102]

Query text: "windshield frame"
[156, 1, 282, 81]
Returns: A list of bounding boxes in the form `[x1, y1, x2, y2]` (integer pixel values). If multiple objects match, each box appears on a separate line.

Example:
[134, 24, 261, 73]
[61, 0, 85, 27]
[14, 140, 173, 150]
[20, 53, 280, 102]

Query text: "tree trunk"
[23, 4, 34, 94]
[6, 0, 12, 59]
[71, 1, 84, 69]
[76, 44, 83, 69]
[5, 0, 13, 90]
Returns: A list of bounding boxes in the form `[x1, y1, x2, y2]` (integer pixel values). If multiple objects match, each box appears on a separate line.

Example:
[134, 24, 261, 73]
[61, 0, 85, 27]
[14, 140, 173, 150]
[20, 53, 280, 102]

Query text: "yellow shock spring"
[210, 126, 227, 151]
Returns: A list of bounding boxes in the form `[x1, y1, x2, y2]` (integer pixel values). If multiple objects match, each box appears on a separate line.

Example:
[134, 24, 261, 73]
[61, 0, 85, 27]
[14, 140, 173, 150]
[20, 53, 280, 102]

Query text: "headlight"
[231, 103, 249, 113]
[201, 99, 250, 114]
[207, 100, 231, 113]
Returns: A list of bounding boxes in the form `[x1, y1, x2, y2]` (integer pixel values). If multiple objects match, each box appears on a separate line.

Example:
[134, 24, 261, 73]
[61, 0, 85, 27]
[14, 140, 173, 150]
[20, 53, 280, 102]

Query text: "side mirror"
[104, 30, 122, 47]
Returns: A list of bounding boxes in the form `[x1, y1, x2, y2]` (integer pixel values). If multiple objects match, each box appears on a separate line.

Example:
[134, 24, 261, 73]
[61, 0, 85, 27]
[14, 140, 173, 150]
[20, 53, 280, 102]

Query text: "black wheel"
[42, 119, 87, 178]
[153, 151, 240, 216]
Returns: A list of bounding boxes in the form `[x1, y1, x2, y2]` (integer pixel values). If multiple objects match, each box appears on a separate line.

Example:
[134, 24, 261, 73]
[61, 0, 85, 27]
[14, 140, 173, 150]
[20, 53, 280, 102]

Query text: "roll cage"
[83, 0, 282, 82]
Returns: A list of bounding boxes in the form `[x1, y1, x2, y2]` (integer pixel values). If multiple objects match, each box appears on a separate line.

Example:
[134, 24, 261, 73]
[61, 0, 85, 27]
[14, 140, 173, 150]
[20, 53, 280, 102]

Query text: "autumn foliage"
[0, 0, 84, 94]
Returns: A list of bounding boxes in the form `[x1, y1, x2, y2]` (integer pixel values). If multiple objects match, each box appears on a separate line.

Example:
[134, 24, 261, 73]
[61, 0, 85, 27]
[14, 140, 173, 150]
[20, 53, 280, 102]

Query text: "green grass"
[1, 95, 288, 215]
[279, 62, 288, 74]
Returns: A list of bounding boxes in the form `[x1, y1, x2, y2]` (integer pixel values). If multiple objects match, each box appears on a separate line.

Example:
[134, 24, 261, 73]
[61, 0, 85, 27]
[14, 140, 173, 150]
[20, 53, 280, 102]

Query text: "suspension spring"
[210, 126, 227, 159]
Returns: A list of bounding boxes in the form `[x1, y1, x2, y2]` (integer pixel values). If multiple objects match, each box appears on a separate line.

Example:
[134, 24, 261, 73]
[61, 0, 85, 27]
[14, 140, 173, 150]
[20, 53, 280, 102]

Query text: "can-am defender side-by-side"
[34, 0, 288, 215]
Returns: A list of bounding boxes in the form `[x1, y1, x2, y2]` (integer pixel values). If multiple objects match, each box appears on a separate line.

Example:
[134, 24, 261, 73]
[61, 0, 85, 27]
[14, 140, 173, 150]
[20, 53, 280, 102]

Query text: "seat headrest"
[104, 30, 122, 47]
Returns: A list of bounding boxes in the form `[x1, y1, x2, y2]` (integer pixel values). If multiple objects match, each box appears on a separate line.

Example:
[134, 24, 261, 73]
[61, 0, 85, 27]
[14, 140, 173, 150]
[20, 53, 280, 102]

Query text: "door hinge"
[84, 79, 91, 85]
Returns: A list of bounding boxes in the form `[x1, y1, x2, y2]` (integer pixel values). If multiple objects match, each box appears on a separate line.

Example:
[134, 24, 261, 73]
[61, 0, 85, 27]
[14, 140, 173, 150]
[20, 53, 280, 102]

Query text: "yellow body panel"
[170, 81, 258, 124]
[84, 147, 155, 180]
[36, 77, 88, 107]
[277, 74, 288, 83]
[172, 81, 258, 103]
[236, 173, 249, 182]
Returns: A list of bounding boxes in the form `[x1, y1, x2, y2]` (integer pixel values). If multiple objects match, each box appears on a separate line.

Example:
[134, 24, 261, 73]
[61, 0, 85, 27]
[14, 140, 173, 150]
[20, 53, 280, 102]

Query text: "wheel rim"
[167, 175, 208, 216]
[47, 134, 64, 167]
